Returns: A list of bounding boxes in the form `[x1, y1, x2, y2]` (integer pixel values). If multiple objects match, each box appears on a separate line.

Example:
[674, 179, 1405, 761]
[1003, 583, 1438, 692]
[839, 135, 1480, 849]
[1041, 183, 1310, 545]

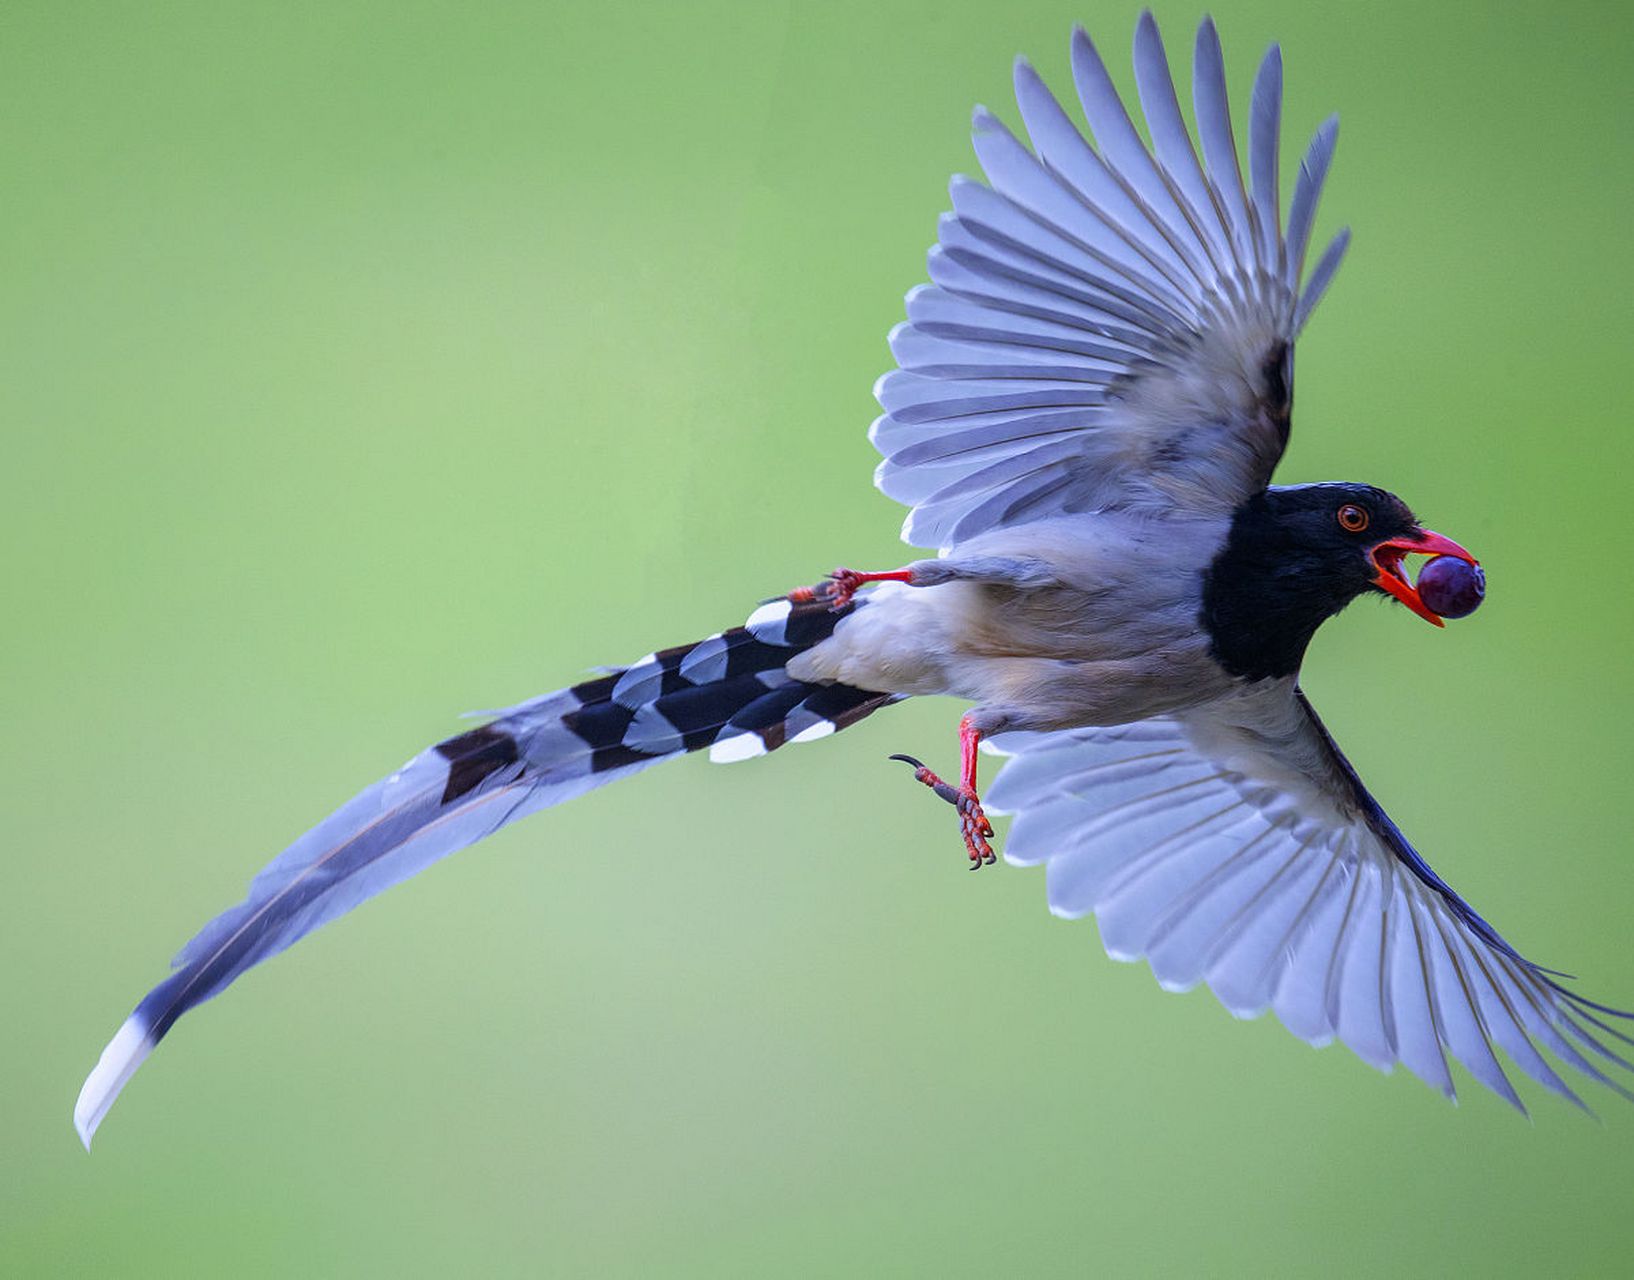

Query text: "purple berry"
[1416, 555, 1485, 619]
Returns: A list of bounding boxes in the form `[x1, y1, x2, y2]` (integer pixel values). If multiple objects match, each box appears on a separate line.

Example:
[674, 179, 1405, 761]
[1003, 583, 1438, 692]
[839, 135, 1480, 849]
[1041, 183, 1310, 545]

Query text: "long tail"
[74, 597, 893, 1148]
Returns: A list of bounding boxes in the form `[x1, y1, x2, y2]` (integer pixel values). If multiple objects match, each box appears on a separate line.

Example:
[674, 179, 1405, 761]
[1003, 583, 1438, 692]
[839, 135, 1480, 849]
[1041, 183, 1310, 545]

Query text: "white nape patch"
[612, 655, 659, 709]
[623, 702, 684, 756]
[74, 1015, 154, 1151]
[745, 600, 791, 644]
[789, 719, 836, 745]
[709, 732, 767, 763]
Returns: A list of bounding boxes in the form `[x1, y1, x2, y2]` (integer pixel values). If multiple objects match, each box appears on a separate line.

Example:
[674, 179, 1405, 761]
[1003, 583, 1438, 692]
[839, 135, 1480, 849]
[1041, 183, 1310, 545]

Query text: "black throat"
[1201, 494, 1362, 681]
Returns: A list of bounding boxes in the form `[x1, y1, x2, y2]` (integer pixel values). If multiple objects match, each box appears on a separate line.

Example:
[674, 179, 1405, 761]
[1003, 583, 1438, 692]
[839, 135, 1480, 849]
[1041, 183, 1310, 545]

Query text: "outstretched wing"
[873, 12, 1349, 550]
[984, 686, 1634, 1113]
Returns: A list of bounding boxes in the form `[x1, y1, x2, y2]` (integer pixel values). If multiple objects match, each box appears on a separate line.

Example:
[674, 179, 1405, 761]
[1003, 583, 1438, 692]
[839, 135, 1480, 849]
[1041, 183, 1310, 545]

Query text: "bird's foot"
[890, 753, 996, 868]
[786, 566, 915, 612]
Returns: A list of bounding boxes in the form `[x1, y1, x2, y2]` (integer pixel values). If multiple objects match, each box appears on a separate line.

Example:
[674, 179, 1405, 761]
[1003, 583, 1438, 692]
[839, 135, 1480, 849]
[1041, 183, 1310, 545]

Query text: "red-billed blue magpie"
[75, 11, 1632, 1146]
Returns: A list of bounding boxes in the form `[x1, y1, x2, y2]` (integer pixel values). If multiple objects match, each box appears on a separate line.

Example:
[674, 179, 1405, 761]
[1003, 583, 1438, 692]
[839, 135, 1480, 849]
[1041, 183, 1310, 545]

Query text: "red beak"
[1370, 529, 1479, 627]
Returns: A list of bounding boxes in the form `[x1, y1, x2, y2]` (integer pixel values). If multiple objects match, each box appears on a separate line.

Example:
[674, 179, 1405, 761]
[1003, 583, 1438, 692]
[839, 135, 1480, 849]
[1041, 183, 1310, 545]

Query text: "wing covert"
[984, 688, 1634, 1114]
[873, 13, 1350, 549]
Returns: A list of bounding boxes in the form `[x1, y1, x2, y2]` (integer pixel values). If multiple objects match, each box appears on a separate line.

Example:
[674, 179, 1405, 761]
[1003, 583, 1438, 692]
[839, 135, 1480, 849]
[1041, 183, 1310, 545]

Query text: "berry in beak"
[1370, 529, 1480, 626]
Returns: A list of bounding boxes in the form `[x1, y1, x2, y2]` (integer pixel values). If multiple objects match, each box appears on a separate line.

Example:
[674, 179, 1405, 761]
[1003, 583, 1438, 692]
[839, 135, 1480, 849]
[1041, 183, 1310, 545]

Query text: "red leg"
[959, 715, 981, 794]
[889, 714, 996, 869]
[956, 715, 995, 866]
[788, 566, 916, 611]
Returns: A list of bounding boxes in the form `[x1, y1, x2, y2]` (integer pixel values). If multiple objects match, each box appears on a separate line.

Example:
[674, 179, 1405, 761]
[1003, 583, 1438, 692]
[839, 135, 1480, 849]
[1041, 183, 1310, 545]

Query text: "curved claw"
[807, 569, 863, 611]
[890, 751, 997, 866]
[788, 566, 916, 612]
[890, 752, 964, 807]
[957, 793, 996, 867]
[954, 792, 994, 837]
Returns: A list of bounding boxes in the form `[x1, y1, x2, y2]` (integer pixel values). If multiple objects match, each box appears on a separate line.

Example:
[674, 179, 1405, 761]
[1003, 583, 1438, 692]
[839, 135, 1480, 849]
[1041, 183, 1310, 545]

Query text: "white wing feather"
[873, 13, 1351, 549]
[986, 689, 1634, 1113]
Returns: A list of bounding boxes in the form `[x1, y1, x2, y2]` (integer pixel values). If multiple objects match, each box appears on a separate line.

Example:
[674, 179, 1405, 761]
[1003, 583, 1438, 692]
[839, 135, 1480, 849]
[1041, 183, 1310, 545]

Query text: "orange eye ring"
[1337, 503, 1370, 533]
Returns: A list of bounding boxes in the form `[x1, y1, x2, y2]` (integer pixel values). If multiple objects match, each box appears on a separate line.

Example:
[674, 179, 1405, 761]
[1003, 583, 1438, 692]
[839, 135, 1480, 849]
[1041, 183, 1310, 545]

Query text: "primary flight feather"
[76, 11, 1632, 1147]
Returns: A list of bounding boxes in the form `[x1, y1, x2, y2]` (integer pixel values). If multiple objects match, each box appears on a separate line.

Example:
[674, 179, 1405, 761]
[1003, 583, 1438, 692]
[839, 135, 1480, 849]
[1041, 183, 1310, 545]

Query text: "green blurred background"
[5, 0, 1633, 1274]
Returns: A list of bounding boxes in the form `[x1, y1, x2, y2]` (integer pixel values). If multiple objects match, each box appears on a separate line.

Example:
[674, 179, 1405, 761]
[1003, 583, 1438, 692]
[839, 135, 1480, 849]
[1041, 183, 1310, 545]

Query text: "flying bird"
[76, 12, 1633, 1145]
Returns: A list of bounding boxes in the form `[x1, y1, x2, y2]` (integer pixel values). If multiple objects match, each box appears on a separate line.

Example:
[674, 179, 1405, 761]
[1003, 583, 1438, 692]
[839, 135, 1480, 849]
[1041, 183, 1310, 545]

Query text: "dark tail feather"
[74, 598, 893, 1147]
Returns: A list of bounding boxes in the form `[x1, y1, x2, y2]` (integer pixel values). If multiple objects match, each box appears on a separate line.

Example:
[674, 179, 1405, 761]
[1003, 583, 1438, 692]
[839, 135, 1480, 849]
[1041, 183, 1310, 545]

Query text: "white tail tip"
[709, 731, 768, 763]
[74, 1016, 153, 1150]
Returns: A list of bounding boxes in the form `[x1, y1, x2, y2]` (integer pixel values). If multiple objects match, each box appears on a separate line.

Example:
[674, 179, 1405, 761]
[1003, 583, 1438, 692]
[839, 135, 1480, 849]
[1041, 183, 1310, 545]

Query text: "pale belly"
[787, 569, 1237, 734]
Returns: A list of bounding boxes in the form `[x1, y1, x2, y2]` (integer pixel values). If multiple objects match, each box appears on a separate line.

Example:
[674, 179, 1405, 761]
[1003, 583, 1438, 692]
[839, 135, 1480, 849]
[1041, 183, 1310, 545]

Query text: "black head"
[1201, 483, 1479, 681]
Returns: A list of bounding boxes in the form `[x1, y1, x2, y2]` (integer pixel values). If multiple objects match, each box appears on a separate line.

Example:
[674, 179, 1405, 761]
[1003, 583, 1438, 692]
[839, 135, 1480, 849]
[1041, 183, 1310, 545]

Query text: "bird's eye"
[1337, 503, 1370, 533]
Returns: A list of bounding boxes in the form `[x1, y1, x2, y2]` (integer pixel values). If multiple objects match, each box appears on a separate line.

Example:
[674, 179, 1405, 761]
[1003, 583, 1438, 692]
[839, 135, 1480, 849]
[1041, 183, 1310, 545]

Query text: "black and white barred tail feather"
[73, 598, 892, 1148]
